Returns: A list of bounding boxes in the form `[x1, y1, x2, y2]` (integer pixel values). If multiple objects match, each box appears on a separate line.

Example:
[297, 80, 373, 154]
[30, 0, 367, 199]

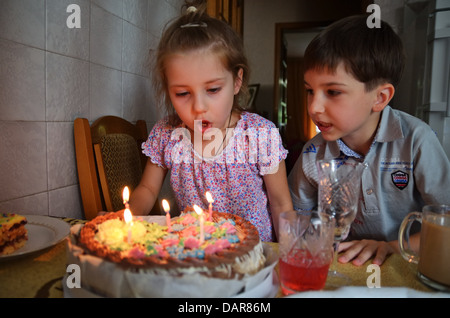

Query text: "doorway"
[274, 21, 330, 173]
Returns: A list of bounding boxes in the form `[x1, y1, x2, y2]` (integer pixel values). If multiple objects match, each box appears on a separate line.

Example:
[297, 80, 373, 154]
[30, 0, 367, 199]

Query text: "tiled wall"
[0, 0, 183, 219]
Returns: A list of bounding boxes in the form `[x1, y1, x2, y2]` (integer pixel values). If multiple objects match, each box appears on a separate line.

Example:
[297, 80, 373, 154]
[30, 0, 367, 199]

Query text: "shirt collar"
[335, 106, 404, 159]
[374, 105, 404, 143]
[337, 139, 364, 159]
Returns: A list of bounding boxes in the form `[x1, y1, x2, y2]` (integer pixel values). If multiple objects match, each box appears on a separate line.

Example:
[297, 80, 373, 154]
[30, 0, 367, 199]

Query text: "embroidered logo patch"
[391, 170, 409, 190]
[303, 144, 316, 154]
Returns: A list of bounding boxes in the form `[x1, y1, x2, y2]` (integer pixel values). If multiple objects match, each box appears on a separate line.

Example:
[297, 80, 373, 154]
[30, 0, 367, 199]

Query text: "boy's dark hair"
[304, 15, 405, 91]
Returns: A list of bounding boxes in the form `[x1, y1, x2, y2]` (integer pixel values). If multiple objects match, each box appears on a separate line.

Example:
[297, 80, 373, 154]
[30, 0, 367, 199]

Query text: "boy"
[288, 15, 450, 266]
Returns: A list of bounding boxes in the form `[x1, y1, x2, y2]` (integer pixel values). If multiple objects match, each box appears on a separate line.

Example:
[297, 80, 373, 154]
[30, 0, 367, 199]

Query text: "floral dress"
[142, 112, 288, 241]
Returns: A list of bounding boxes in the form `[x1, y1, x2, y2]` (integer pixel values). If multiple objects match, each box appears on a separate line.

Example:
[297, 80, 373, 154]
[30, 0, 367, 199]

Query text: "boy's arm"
[263, 159, 293, 240]
[413, 128, 450, 204]
[338, 232, 421, 266]
[129, 159, 168, 215]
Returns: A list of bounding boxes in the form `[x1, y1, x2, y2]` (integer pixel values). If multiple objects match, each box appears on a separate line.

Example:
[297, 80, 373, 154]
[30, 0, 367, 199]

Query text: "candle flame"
[124, 208, 132, 224]
[122, 186, 130, 203]
[162, 199, 170, 213]
[205, 191, 214, 203]
[193, 204, 203, 216]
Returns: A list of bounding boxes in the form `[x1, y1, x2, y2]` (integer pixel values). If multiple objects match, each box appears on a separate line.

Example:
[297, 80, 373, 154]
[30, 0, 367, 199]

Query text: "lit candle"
[122, 186, 130, 210]
[193, 205, 204, 244]
[205, 191, 214, 221]
[124, 208, 133, 244]
[162, 199, 171, 232]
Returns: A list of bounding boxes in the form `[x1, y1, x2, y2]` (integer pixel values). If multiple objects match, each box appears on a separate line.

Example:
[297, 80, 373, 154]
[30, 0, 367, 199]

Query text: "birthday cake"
[67, 207, 274, 297]
[0, 213, 28, 256]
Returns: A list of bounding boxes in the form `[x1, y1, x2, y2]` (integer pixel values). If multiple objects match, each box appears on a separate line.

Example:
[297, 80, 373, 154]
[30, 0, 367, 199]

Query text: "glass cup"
[279, 211, 335, 295]
[316, 159, 365, 285]
[398, 204, 450, 292]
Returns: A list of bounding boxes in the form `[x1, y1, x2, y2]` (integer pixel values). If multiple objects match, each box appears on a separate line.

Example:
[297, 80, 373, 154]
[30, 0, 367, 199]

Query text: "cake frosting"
[78, 207, 265, 278]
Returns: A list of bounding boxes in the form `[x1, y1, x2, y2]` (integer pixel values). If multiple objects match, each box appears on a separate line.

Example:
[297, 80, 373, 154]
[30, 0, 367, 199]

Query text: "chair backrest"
[74, 116, 155, 220]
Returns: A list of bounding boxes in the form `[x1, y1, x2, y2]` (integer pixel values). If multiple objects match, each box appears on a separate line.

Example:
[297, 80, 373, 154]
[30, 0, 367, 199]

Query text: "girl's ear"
[234, 68, 244, 95]
[373, 83, 395, 112]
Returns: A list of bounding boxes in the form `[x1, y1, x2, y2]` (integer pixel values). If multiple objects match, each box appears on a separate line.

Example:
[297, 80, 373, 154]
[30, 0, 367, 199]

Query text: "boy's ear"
[234, 68, 244, 94]
[373, 83, 395, 112]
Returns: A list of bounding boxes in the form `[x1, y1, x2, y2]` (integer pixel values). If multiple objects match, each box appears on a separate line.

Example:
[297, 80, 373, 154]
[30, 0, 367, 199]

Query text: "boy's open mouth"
[316, 121, 332, 132]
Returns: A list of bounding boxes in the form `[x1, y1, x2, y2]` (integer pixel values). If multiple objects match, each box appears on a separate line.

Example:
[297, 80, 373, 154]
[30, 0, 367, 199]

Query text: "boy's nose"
[308, 94, 324, 114]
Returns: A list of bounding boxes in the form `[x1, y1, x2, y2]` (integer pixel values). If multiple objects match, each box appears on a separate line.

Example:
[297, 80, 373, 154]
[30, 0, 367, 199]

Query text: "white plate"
[285, 286, 450, 298]
[0, 215, 70, 261]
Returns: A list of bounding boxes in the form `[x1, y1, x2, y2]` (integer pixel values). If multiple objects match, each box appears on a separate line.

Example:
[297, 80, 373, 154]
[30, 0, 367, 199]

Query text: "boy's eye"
[305, 88, 314, 95]
[327, 90, 341, 97]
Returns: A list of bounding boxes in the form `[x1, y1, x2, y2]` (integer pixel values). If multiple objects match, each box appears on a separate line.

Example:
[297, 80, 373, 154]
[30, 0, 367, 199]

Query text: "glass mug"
[398, 205, 450, 292]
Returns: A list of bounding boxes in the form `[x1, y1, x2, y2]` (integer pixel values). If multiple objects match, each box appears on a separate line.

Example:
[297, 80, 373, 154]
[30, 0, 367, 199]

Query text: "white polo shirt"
[288, 106, 450, 241]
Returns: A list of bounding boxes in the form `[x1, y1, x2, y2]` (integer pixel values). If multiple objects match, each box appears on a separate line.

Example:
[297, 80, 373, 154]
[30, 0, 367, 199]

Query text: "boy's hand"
[337, 240, 398, 266]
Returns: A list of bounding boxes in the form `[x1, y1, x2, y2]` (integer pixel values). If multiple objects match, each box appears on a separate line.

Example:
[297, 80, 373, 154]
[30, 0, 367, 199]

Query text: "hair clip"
[186, 6, 197, 14]
[180, 22, 207, 28]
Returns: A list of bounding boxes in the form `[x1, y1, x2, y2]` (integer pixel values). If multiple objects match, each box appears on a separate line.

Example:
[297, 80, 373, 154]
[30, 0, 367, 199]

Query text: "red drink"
[279, 249, 331, 295]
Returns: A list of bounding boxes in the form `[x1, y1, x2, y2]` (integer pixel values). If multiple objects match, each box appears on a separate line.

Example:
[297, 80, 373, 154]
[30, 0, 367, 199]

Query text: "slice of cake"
[0, 213, 28, 255]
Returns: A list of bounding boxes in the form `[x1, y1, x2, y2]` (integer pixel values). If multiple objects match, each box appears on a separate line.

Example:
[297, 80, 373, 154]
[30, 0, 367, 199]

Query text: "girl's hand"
[337, 239, 398, 266]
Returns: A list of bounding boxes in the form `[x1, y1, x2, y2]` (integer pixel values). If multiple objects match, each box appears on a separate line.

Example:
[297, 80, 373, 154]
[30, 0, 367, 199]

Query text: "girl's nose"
[193, 94, 208, 113]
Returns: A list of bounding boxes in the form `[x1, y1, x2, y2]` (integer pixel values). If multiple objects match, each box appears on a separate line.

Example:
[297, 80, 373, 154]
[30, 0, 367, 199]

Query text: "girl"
[130, 1, 292, 241]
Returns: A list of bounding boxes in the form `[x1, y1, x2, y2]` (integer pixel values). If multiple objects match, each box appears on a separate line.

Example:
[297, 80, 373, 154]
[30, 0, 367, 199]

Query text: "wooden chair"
[74, 116, 160, 220]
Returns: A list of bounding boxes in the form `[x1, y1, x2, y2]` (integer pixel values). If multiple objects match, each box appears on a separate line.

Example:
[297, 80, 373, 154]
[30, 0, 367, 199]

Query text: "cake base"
[63, 261, 279, 298]
[66, 221, 278, 298]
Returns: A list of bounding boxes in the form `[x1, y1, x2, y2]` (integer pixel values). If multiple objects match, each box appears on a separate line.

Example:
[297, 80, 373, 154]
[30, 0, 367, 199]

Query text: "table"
[0, 218, 441, 298]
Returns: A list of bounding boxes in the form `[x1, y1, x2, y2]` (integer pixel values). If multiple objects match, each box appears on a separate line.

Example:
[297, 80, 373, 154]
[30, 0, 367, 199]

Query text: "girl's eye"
[208, 87, 221, 94]
[175, 91, 189, 97]
[305, 88, 313, 95]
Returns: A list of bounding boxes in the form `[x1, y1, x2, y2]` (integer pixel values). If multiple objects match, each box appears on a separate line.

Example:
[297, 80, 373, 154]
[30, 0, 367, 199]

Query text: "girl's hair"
[304, 15, 405, 92]
[152, 0, 250, 125]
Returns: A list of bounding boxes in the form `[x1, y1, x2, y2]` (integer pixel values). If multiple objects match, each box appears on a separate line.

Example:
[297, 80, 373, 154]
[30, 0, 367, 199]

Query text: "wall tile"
[90, 64, 122, 120]
[124, 0, 148, 29]
[146, 78, 164, 124]
[90, 5, 123, 70]
[147, 0, 176, 37]
[123, 73, 149, 122]
[46, 0, 90, 60]
[49, 185, 83, 219]
[47, 122, 78, 190]
[46, 53, 90, 121]
[123, 21, 149, 76]
[0, 0, 45, 49]
[92, 0, 124, 18]
[0, 39, 45, 121]
[0, 193, 49, 216]
[0, 122, 47, 201]
[1, 0, 179, 218]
